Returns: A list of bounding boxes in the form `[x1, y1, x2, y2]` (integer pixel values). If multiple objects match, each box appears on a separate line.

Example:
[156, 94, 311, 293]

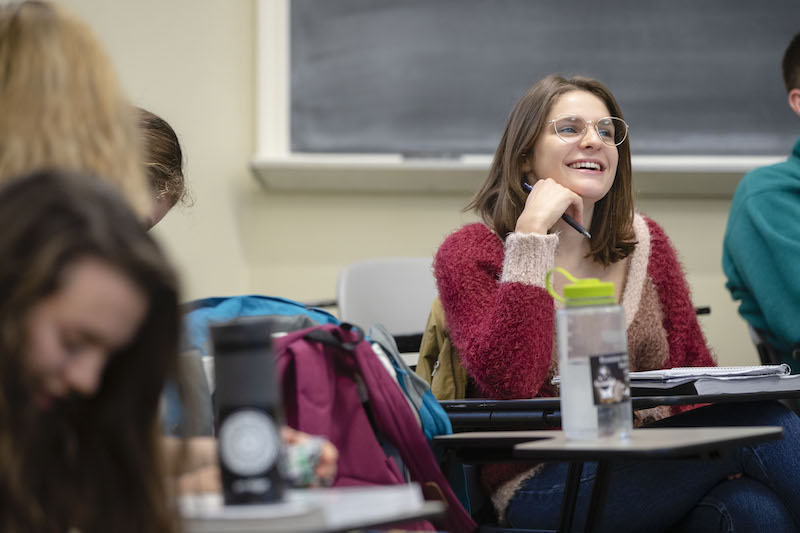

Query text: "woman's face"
[22, 257, 147, 410]
[527, 90, 619, 203]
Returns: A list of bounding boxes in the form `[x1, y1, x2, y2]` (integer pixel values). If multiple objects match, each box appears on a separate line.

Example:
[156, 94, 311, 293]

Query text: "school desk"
[436, 426, 783, 533]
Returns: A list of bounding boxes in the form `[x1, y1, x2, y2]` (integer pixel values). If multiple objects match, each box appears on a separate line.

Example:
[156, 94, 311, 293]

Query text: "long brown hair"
[0, 170, 181, 533]
[466, 74, 636, 265]
[0, 1, 152, 218]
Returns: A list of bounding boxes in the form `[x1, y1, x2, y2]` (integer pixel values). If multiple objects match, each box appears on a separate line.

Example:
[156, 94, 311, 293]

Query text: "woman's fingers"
[313, 440, 339, 486]
[516, 178, 584, 234]
[282, 427, 339, 487]
[562, 191, 585, 228]
[281, 426, 306, 445]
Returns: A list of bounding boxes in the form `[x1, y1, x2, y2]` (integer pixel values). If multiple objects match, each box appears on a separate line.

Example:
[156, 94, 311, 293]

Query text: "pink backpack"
[275, 323, 476, 533]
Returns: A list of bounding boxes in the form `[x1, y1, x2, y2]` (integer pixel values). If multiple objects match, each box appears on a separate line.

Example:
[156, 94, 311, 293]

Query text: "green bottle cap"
[546, 267, 615, 306]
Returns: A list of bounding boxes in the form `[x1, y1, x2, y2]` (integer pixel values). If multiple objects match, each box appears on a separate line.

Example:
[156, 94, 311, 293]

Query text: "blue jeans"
[505, 401, 800, 533]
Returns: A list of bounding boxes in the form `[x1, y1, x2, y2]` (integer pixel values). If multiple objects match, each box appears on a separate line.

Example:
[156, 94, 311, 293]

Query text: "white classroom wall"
[56, 0, 759, 367]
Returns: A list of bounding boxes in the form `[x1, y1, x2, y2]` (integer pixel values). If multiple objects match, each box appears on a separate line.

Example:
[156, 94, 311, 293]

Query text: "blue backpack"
[367, 324, 452, 442]
[182, 295, 340, 355]
[164, 295, 340, 436]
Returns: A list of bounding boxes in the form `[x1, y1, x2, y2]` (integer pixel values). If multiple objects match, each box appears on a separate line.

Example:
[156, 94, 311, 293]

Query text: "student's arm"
[724, 189, 800, 352]
[434, 224, 559, 399]
[162, 436, 216, 473]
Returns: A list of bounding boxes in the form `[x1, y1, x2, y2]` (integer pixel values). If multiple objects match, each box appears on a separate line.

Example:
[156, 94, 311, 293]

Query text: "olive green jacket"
[415, 297, 468, 400]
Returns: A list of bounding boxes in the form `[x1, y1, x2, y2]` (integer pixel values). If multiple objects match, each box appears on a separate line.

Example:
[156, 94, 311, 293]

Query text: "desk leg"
[557, 461, 583, 533]
[585, 460, 611, 533]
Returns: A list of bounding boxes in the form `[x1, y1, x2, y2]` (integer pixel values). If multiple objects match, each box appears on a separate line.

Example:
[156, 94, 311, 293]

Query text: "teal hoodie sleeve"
[723, 178, 800, 357]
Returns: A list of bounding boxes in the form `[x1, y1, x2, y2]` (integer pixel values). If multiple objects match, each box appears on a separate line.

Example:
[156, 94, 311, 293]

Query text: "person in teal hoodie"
[723, 32, 800, 373]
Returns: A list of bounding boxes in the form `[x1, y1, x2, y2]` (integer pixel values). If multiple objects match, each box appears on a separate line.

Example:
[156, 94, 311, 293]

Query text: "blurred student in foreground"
[0, 170, 181, 532]
[723, 32, 800, 371]
[0, 0, 152, 218]
[139, 107, 339, 491]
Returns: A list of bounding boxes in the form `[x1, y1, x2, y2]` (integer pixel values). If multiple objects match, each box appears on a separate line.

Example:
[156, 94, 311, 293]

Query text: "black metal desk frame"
[437, 392, 800, 532]
[437, 426, 783, 533]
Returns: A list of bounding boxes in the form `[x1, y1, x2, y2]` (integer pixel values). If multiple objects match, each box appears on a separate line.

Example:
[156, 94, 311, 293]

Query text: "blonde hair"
[0, 1, 152, 218]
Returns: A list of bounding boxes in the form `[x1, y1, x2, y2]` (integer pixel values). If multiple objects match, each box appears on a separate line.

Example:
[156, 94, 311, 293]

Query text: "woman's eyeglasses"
[546, 114, 629, 147]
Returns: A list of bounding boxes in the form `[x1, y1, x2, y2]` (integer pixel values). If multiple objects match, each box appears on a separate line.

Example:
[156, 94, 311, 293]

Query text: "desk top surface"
[436, 426, 783, 460]
[181, 484, 444, 533]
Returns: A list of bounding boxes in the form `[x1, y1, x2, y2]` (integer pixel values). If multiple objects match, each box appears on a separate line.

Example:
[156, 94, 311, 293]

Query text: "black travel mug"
[211, 317, 285, 504]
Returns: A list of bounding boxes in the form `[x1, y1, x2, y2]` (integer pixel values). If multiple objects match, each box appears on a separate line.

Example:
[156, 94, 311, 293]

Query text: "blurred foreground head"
[0, 170, 181, 532]
[0, 0, 152, 218]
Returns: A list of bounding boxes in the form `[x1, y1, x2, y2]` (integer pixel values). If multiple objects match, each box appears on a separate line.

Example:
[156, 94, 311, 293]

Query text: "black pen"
[522, 182, 592, 239]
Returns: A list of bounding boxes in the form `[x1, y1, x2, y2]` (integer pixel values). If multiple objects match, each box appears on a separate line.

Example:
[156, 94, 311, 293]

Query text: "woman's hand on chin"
[516, 178, 584, 235]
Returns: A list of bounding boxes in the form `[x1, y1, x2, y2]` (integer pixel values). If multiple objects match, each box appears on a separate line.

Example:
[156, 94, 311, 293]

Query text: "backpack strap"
[303, 322, 364, 351]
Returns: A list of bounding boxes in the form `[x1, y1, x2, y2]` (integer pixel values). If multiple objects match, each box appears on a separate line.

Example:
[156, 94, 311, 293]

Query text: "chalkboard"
[290, 0, 800, 157]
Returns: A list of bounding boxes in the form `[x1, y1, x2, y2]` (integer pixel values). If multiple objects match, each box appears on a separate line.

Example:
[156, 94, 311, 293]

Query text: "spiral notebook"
[630, 364, 790, 382]
[554, 365, 800, 396]
[629, 365, 800, 396]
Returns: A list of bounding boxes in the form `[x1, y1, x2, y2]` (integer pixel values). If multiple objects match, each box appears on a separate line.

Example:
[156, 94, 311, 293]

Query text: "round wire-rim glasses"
[546, 114, 629, 147]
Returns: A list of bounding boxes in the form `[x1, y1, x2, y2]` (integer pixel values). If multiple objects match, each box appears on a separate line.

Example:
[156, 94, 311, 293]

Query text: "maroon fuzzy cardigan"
[434, 214, 716, 515]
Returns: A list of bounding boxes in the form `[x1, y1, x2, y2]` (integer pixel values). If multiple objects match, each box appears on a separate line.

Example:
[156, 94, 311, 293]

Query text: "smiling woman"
[0, 170, 182, 533]
[426, 74, 800, 532]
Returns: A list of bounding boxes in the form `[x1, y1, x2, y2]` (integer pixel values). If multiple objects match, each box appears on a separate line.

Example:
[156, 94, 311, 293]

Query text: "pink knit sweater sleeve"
[433, 224, 559, 399]
[645, 217, 716, 370]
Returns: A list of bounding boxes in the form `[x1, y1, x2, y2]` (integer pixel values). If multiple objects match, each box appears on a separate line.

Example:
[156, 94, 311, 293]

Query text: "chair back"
[337, 257, 437, 341]
[748, 324, 782, 366]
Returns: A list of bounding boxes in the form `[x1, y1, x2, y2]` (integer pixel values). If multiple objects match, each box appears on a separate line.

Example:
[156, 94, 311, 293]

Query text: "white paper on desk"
[629, 364, 790, 382]
[180, 493, 325, 532]
[307, 483, 424, 529]
[180, 483, 425, 533]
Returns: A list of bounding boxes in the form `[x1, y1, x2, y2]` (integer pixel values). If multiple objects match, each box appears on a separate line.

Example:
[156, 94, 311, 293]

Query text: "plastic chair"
[747, 325, 800, 414]
[337, 257, 437, 358]
[748, 324, 783, 366]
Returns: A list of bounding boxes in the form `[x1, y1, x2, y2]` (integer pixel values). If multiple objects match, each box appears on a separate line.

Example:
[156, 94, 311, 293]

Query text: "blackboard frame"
[289, 0, 800, 158]
[252, 0, 787, 196]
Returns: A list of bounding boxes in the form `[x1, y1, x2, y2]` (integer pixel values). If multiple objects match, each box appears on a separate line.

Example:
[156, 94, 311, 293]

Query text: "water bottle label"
[589, 353, 630, 406]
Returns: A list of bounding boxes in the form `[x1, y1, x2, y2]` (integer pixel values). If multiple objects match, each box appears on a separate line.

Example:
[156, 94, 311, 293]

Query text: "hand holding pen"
[522, 181, 591, 239]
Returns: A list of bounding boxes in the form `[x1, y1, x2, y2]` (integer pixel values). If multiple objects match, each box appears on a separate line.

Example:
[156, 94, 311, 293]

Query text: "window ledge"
[250, 154, 784, 198]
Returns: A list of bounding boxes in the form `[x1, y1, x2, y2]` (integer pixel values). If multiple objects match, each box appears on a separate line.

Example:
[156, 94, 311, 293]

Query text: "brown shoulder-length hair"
[466, 74, 636, 265]
[0, 1, 152, 219]
[138, 107, 191, 209]
[0, 170, 181, 533]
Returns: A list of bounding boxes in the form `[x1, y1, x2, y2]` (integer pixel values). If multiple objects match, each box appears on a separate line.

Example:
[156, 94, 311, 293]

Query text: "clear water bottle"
[546, 268, 632, 440]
